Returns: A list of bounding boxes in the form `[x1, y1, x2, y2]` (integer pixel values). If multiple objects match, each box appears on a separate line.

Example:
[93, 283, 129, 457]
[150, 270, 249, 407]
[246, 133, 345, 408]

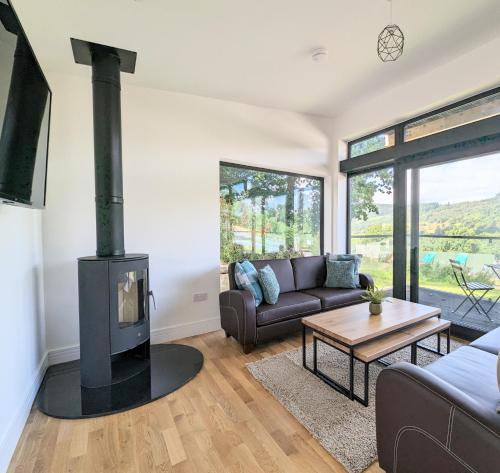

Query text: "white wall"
[0, 206, 46, 473]
[43, 72, 333, 359]
[330, 35, 500, 252]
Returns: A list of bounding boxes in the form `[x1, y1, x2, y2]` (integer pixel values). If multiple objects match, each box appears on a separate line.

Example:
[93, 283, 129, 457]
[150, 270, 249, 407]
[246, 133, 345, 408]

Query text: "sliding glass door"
[408, 153, 500, 337]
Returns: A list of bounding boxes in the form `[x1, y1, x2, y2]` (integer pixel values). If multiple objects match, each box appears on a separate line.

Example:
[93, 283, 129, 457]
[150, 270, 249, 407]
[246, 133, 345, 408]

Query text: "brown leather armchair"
[376, 328, 500, 473]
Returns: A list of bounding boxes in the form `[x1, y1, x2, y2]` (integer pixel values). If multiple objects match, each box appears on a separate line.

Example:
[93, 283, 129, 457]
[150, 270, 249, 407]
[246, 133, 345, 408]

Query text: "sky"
[374, 152, 500, 205]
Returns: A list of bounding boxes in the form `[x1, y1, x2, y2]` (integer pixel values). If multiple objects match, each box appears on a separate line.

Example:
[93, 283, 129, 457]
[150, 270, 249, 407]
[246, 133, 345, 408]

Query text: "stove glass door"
[117, 269, 148, 328]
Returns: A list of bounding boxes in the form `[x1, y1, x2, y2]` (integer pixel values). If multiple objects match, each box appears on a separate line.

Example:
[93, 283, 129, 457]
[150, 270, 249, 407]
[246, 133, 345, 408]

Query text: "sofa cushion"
[328, 253, 363, 287]
[233, 260, 263, 306]
[251, 259, 296, 293]
[470, 327, 500, 355]
[425, 346, 499, 409]
[258, 265, 280, 305]
[301, 287, 366, 310]
[325, 259, 357, 289]
[291, 255, 326, 290]
[256, 292, 321, 326]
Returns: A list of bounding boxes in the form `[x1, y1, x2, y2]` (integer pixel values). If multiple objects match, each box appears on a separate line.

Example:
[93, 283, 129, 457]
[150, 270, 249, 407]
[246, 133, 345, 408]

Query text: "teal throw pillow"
[234, 260, 263, 306]
[328, 254, 362, 287]
[258, 265, 280, 305]
[325, 259, 357, 289]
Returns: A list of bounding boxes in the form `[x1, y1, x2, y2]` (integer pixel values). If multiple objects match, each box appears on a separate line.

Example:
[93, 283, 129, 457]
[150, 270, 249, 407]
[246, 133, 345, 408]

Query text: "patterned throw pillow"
[234, 260, 263, 306]
[329, 254, 363, 287]
[258, 265, 280, 305]
[325, 259, 357, 289]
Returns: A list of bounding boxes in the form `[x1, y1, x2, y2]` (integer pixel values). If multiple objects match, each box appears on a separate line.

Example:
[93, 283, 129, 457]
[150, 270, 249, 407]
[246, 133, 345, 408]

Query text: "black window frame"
[220, 161, 325, 257]
[343, 86, 500, 340]
[344, 86, 500, 169]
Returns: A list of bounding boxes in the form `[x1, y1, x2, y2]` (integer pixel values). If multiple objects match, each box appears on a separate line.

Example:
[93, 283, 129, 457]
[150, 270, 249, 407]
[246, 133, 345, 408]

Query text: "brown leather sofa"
[219, 255, 373, 353]
[376, 327, 500, 473]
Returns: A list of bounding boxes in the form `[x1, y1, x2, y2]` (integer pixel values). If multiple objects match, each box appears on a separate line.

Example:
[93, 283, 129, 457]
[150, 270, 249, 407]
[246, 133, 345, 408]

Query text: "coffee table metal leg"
[411, 342, 417, 364]
[313, 336, 318, 373]
[416, 323, 451, 359]
[349, 349, 354, 400]
[302, 324, 306, 368]
[363, 363, 369, 406]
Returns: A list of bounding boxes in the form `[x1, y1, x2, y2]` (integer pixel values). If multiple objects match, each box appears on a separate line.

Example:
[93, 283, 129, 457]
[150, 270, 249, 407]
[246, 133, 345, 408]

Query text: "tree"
[350, 169, 393, 221]
[219, 165, 324, 262]
[285, 175, 296, 249]
[250, 197, 256, 253]
[246, 171, 288, 254]
[219, 166, 253, 261]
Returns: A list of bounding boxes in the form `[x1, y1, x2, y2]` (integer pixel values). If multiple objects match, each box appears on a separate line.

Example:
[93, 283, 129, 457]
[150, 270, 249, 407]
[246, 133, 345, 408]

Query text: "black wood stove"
[36, 39, 203, 418]
[78, 254, 151, 388]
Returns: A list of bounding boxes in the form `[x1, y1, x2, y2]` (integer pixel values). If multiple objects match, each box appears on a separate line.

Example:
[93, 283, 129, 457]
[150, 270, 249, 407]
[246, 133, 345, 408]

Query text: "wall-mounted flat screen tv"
[0, 0, 51, 208]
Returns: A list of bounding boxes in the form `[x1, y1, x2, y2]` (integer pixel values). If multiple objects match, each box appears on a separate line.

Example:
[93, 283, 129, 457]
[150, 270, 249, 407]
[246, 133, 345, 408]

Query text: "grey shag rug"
[247, 336, 462, 473]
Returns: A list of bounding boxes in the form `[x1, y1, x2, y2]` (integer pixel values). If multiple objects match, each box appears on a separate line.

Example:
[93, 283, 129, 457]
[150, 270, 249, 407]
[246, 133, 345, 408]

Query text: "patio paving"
[419, 287, 500, 334]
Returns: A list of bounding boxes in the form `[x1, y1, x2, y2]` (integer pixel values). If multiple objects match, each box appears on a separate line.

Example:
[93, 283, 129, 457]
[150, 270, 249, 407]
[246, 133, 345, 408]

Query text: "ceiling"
[11, 0, 500, 117]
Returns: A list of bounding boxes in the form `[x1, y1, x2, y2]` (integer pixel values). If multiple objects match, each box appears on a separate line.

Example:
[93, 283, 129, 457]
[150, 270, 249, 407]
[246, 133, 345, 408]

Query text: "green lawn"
[359, 259, 500, 298]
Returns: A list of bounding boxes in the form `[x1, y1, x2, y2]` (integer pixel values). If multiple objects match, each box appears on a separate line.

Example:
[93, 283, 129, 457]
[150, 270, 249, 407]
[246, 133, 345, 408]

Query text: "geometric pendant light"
[377, 0, 405, 62]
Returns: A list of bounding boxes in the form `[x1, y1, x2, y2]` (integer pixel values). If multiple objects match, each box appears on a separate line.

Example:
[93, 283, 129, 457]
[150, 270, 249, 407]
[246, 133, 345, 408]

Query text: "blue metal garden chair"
[454, 253, 468, 266]
[421, 252, 437, 264]
[449, 259, 499, 320]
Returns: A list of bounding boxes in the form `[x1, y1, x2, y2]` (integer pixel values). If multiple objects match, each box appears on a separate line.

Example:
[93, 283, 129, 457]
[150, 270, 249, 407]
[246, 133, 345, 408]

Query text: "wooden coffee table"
[301, 298, 450, 406]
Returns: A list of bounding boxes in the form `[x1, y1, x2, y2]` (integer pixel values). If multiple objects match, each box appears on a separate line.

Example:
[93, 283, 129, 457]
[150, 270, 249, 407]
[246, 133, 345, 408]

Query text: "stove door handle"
[148, 290, 156, 310]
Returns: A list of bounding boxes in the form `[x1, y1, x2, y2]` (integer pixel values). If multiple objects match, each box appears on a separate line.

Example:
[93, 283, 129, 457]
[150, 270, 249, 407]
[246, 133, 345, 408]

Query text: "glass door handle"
[148, 290, 156, 310]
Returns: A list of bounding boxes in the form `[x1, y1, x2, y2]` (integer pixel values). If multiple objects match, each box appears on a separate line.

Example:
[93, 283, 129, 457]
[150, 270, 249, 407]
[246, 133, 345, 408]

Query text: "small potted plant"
[362, 286, 386, 315]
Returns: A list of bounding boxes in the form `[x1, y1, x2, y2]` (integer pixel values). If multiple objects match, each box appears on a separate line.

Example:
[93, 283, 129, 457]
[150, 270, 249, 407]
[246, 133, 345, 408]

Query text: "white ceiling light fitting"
[377, 0, 405, 62]
[311, 47, 328, 63]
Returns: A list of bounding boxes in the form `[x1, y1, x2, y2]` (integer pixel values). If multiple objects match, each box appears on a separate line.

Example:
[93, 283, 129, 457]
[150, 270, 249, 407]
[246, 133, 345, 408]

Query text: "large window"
[220, 163, 323, 289]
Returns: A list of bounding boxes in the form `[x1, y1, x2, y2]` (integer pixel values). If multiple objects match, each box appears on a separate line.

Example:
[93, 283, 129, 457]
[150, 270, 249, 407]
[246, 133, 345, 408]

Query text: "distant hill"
[352, 194, 500, 237]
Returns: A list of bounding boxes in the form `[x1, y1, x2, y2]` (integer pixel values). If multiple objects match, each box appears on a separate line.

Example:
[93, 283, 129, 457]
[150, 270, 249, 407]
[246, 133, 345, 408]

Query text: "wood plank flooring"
[8, 330, 383, 473]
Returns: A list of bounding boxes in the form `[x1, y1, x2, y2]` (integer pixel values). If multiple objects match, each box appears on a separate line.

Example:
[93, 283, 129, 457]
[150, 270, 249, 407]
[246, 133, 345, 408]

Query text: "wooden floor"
[8, 330, 383, 473]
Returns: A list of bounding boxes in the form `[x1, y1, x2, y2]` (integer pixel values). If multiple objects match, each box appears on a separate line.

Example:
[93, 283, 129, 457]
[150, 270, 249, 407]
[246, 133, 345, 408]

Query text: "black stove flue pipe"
[91, 47, 124, 257]
[71, 39, 137, 257]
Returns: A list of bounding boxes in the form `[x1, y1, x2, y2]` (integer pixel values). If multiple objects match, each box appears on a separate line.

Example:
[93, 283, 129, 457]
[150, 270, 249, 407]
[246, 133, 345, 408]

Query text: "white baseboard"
[48, 344, 80, 365]
[47, 316, 221, 365]
[0, 352, 48, 473]
[151, 316, 221, 344]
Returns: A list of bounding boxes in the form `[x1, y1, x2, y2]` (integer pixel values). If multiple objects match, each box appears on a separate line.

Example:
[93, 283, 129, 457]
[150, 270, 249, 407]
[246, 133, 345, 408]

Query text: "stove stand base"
[36, 344, 204, 419]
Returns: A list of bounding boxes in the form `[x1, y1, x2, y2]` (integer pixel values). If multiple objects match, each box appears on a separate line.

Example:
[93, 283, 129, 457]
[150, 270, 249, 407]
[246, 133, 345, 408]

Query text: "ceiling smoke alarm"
[311, 48, 328, 63]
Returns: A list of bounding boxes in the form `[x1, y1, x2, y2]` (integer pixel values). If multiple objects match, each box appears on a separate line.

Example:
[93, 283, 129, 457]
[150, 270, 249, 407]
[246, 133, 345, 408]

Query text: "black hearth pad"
[35, 344, 204, 419]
